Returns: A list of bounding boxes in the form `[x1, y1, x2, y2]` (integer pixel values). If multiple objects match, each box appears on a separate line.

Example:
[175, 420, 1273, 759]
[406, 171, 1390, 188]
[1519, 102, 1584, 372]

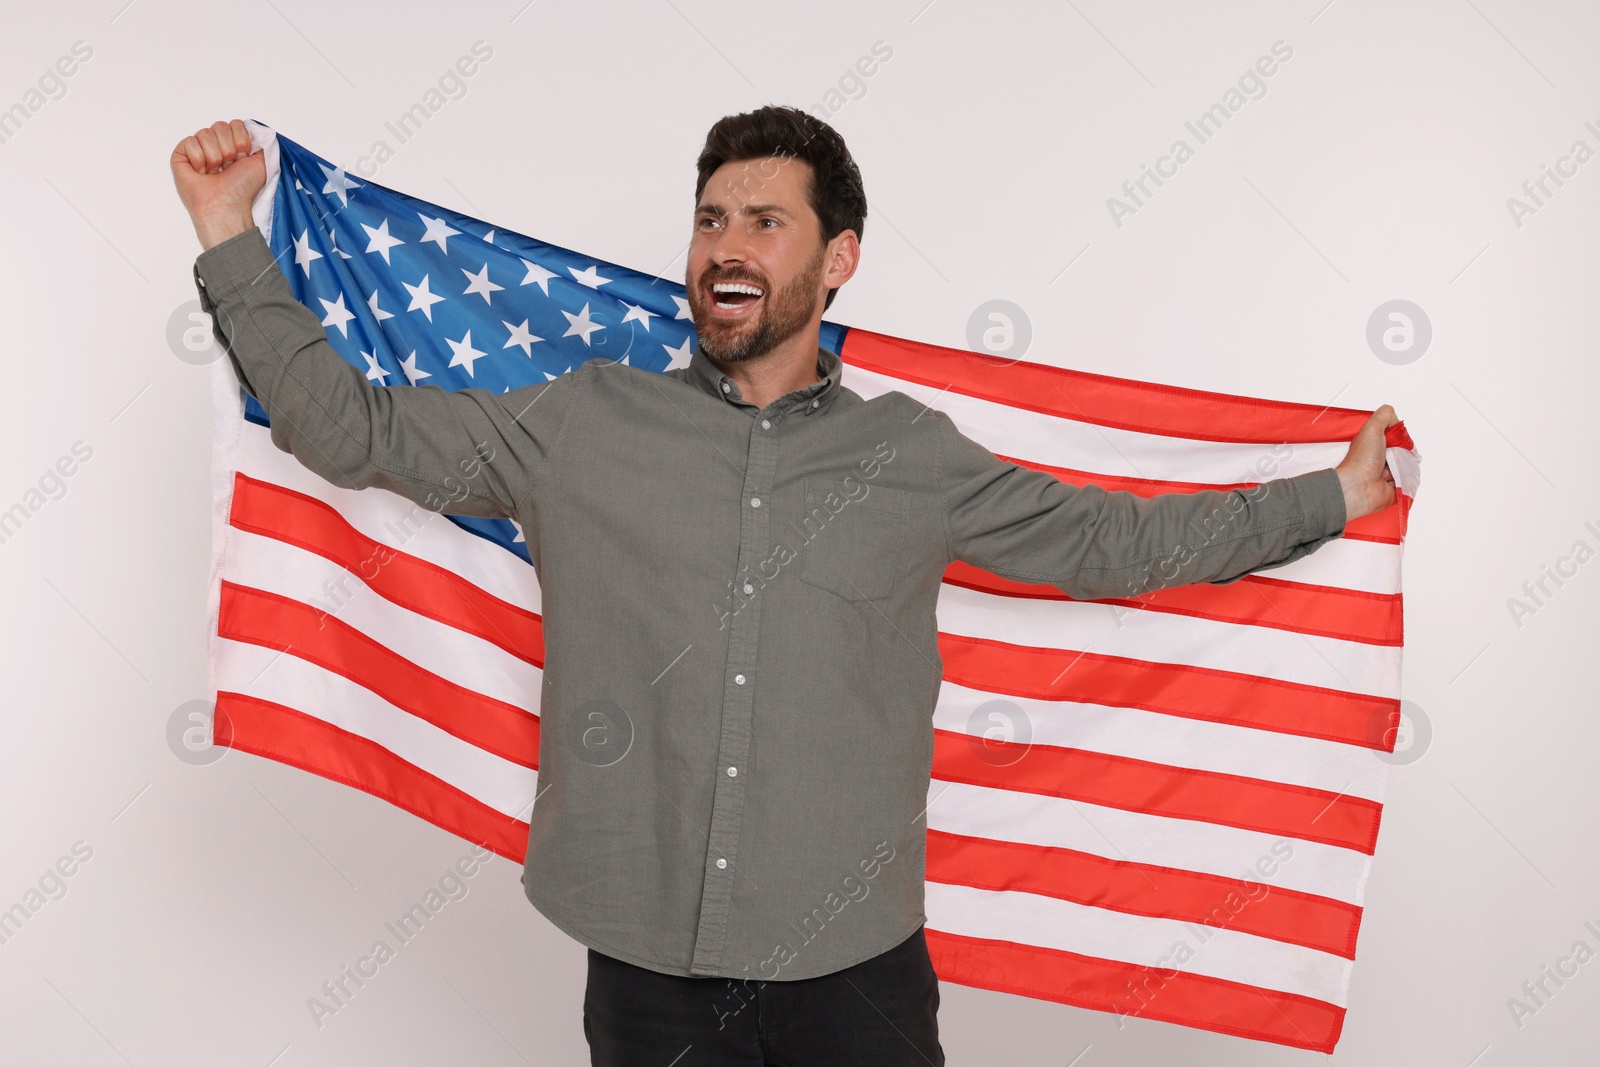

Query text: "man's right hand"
[170, 119, 267, 251]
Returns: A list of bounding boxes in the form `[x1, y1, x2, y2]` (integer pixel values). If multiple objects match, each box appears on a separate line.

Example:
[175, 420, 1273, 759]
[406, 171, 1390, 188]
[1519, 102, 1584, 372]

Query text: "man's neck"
[703, 327, 823, 410]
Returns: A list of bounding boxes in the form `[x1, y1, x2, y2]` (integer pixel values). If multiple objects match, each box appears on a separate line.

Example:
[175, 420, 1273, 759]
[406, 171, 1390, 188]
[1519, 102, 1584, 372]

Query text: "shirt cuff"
[193, 225, 280, 303]
[1288, 467, 1347, 540]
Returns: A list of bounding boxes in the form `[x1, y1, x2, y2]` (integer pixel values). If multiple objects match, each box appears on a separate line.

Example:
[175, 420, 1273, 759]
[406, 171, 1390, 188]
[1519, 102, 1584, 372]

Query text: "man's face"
[686, 156, 835, 363]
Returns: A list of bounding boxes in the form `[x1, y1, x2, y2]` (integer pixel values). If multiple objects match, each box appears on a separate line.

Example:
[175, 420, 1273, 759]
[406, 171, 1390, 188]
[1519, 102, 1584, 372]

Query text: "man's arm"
[174, 119, 579, 519]
[195, 226, 579, 519]
[935, 411, 1380, 601]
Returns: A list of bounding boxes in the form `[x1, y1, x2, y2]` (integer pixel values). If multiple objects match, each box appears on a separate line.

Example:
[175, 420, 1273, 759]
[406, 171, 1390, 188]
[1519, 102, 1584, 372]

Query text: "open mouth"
[709, 280, 765, 317]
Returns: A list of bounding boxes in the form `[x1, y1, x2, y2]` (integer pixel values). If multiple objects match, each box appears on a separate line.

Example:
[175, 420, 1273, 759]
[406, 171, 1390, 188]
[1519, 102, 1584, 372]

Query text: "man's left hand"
[1334, 405, 1400, 522]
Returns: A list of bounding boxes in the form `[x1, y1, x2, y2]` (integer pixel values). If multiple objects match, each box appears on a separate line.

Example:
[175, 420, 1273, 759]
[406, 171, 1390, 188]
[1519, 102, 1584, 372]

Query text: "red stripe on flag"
[841, 327, 1380, 446]
[217, 580, 542, 768]
[931, 731, 1382, 854]
[230, 473, 545, 666]
[938, 633, 1394, 750]
[943, 562, 1403, 646]
[214, 691, 531, 862]
[925, 829, 1362, 959]
[925, 928, 1344, 1053]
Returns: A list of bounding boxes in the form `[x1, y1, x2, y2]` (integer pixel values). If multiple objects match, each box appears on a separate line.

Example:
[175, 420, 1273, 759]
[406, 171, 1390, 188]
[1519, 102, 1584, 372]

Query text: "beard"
[688, 242, 826, 363]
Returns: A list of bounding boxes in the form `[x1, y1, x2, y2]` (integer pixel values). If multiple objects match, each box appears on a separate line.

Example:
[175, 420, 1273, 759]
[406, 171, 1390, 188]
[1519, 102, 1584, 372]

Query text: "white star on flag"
[621, 302, 657, 331]
[662, 335, 694, 370]
[318, 292, 356, 338]
[461, 263, 504, 305]
[360, 351, 390, 383]
[319, 162, 360, 208]
[419, 213, 462, 254]
[362, 218, 404, 264]
[520, 259, 557, 295]
[367, 290, 393, 323]
[568, 264, 612, 289]
[293, 229, 323, 278]
[562, 302, 605, 346]
[403, 274, 446, 322]
[397, 349, 430, 384]
[502, 319, 543, 357]
[445, 331, 488, 377]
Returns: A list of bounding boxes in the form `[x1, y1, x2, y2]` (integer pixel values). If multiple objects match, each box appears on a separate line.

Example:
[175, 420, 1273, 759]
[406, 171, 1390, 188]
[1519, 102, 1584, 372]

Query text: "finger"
[211, 119, 241, 163]
[195, 127, 223, 173]
[173, 134, 207, 174]
[229, 118, 252, 160]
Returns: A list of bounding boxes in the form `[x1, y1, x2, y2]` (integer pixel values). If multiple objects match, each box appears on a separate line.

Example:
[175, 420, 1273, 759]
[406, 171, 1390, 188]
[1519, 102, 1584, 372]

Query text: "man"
[171, 107, 1398, 1066]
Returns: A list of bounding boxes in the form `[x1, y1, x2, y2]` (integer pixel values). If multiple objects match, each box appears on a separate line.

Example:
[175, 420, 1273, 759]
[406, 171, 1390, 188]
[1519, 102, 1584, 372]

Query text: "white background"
[0, 1, 1596, 1064]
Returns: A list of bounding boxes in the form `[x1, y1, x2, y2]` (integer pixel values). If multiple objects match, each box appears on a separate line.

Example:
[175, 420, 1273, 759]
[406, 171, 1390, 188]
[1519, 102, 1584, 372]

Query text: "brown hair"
[695, 106, 866, 310]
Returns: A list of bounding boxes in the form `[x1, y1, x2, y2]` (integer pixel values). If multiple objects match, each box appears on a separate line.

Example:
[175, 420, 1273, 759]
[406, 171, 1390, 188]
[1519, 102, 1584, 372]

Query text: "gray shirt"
[193, 225, 1347, 982]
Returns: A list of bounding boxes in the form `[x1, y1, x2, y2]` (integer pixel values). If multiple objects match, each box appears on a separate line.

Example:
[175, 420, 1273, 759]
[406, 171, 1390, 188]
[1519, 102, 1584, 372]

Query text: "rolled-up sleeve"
[193, 226, 581, 519]
[934, 411, 1347, 600]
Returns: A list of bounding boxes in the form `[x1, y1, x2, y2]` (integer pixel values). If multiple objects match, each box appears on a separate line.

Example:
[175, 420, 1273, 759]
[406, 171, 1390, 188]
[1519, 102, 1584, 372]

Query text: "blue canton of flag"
[251, 122, 849, 561]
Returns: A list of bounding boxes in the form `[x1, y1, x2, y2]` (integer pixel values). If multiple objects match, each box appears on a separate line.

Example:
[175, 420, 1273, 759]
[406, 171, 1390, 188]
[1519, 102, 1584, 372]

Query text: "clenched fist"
[1334, 405, 1402, 522]
[170, 119, 266, 251]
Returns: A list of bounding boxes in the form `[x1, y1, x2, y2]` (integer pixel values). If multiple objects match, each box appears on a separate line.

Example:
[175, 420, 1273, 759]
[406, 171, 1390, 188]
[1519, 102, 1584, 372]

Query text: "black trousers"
[583, 925, 945, 1066]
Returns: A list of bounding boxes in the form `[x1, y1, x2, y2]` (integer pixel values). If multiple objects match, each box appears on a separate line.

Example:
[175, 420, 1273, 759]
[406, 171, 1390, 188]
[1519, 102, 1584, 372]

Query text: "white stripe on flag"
[236, 424, 544, 614]
[224, 527, 543, 709]
[932, 682, 1390, 802]
[924, 880, 1350, 1006]
[1256, 537, 1400, 595]
[847, 365, 1349, 484]
[216, 637, 539, 819]
[937, 583, 1400, 698]
[924, 781, 1371, 903]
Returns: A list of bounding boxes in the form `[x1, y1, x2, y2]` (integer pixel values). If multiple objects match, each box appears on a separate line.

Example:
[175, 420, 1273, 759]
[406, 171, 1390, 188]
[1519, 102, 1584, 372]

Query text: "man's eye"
[757, 217, 777, 229]
[697, 217, 719, 229]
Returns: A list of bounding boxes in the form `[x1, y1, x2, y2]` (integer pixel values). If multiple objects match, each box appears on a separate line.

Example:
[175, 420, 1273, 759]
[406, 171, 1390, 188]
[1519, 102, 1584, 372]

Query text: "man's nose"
[709, 224, 750, 266]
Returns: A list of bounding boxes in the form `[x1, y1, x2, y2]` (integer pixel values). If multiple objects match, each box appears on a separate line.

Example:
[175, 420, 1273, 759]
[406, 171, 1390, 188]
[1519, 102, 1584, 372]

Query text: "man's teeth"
[711, 282, 763, 310]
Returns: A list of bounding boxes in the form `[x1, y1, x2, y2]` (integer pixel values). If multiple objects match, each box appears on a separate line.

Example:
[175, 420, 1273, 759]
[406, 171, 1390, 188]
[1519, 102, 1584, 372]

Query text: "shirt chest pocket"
[796, 477, 912, 603]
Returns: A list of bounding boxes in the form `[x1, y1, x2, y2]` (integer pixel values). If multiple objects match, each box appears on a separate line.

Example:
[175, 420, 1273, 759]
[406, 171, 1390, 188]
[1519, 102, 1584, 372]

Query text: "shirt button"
[810, 400, 818, 408]
[761, 419, 771, 429]
[720, 381, 731, 392]
[750, 497, 761, 508]
[716, 858, 727, 869]
[734, 674, 746, 685]
[727, 766, 738, 777]
[742, 582, 753, 595]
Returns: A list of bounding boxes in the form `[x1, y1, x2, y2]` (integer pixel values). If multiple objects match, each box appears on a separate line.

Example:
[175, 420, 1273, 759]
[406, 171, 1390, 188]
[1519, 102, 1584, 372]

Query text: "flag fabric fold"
[205, 120, 1419, 1053]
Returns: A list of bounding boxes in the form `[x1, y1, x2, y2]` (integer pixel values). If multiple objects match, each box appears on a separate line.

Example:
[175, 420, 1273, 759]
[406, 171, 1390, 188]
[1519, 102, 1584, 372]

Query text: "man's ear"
[824, 229, 860, 293]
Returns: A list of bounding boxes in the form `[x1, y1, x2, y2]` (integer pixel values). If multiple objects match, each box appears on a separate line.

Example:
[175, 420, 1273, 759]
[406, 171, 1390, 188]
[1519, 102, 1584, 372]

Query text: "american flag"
[206, 120, 1419, 1053]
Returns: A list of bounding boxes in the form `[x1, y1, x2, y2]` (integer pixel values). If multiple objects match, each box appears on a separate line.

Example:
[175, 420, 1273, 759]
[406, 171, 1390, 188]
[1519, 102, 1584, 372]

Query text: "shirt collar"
[685, 342, 842, 417]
